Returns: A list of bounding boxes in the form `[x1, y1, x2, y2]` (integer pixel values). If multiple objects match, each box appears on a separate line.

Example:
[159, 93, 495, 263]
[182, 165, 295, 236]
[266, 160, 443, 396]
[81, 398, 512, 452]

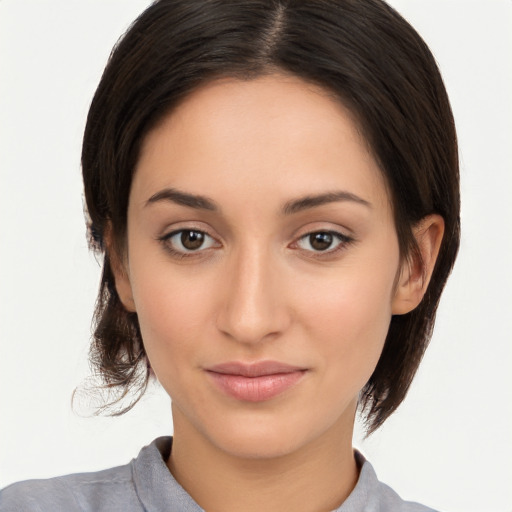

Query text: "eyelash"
[293, 231, 354, 257]
[158, 228, 354, 260]
[158, 229, 219, 259]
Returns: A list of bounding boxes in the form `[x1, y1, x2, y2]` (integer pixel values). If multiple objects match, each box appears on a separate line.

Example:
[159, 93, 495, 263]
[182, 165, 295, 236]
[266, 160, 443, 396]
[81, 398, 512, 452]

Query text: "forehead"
[133, 74, 390, 213]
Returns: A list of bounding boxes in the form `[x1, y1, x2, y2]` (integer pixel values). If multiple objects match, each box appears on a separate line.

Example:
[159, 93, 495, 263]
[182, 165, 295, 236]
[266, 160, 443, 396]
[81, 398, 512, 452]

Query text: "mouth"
[205, 361, 308, 402]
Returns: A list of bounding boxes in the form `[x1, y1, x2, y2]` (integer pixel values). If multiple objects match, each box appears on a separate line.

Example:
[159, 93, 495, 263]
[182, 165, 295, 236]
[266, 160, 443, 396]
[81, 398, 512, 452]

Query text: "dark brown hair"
[82, 0, 460, 433]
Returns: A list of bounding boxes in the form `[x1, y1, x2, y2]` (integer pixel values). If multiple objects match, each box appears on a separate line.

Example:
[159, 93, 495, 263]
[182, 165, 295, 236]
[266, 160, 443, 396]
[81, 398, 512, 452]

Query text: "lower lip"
[207, 371, 306, 402]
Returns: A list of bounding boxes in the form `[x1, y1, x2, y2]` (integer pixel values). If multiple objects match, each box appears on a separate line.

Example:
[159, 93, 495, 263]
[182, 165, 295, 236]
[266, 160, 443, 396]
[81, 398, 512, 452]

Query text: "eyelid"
[157, 220, 220, 243]
[156, 222, 355, 260]
[290, 227, 355, 257]
[170, 230, 216, 249]
[158, 224, 222, 258]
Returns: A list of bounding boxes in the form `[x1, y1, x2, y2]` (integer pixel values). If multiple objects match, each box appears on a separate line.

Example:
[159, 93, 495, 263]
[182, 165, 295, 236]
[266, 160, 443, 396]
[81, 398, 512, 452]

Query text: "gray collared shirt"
[0, 437, 438, 511]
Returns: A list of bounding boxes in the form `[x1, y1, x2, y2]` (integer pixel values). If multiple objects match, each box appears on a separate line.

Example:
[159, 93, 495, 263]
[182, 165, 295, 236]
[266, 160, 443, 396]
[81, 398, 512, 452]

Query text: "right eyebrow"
[145, 188, 218, 211]
[282, 190, 371, 215]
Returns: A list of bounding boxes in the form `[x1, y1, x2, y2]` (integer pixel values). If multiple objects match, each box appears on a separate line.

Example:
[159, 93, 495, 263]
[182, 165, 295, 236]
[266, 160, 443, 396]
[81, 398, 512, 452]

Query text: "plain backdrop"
[1, 1, 511, 511]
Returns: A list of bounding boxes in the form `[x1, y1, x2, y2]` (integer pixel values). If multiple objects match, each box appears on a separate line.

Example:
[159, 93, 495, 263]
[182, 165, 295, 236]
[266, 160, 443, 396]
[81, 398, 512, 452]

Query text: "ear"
[105, 223, 137, 313]
[391, 214, 445, 315]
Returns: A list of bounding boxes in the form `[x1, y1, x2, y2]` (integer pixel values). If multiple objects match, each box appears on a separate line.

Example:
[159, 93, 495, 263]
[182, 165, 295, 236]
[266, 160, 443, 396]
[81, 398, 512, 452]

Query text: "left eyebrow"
[145, 188, 218, 211]
[282, 191, 372, 215]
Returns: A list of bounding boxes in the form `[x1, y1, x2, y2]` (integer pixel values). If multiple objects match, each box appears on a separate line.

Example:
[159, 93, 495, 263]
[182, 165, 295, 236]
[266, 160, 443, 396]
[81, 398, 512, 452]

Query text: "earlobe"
[105, 224, 137, 313]
[391, 214, 445, 315]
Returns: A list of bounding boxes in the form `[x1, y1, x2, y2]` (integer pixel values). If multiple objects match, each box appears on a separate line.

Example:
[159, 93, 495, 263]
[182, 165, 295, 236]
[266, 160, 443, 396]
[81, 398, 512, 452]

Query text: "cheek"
[298, 258, 398, 385]
[128, 257, 216, 382]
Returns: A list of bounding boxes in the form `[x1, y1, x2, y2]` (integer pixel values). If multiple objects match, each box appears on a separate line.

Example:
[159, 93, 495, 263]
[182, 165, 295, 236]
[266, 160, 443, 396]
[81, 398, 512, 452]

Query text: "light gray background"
[1, 1, 511, 511]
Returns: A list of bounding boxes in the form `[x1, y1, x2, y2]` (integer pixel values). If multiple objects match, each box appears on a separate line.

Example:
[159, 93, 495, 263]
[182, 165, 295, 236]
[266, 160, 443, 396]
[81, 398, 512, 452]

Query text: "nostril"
[216, 294, 290, 345]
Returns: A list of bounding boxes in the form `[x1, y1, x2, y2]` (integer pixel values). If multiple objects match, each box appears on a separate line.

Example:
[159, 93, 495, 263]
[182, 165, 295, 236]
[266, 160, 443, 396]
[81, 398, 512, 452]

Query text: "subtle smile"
[205, 361, 308, 402]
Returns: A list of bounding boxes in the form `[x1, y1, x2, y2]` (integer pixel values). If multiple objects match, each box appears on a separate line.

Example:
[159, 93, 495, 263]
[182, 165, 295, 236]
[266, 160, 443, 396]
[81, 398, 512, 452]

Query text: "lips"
[205, 361, 307, 402]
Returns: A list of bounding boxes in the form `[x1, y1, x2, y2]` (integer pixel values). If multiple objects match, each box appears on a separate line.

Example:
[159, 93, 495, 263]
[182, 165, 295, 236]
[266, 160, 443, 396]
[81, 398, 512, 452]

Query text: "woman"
[1, 0, 459, 510]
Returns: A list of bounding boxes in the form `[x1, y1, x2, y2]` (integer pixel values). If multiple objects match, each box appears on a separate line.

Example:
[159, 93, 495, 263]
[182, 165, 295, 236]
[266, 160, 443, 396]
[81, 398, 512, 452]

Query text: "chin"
[213, 430, 306, 460]
[201, 411, 330, 461]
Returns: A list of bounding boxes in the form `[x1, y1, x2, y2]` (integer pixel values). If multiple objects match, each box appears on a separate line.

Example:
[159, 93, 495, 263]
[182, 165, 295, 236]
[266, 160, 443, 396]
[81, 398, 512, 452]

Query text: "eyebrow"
[145, 188, 218, 211]
[145, 187, 371, 214]
[282, 191, 371, 215]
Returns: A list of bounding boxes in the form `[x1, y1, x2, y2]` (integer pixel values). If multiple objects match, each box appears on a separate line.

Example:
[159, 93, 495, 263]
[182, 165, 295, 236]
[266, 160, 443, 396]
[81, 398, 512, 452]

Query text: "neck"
[167, 407, 359, 512]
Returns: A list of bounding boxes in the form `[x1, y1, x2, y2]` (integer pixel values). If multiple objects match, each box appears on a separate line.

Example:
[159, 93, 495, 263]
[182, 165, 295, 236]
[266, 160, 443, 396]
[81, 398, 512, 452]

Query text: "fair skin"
[112, 74, 444, 512]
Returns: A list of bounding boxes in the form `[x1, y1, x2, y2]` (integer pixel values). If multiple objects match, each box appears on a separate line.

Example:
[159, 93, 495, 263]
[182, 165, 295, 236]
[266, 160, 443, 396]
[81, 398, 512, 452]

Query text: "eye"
[163, 229, 217, 254]
[296, 231, 350, 253]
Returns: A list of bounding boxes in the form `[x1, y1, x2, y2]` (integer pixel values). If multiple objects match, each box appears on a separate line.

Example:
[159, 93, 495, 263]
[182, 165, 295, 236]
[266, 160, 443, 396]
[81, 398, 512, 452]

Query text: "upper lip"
[206, 361, 306, 377]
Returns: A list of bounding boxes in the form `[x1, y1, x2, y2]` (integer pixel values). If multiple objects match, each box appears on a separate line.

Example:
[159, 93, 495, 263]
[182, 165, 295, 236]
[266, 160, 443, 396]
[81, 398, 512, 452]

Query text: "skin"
[112, 74, 444, 512]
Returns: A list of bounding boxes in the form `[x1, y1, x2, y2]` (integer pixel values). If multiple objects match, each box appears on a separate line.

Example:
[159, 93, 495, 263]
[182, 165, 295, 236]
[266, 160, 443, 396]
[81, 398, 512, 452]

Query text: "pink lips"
[205, 361, 307, 402]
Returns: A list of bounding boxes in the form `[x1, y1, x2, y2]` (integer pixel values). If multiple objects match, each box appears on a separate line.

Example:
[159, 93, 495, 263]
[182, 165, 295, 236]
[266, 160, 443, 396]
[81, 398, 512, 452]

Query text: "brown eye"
[163, 229, 217, 254]
[181, 230, 205, 250]
[296, 230, 351, 254]
[309, 232, 333, 251]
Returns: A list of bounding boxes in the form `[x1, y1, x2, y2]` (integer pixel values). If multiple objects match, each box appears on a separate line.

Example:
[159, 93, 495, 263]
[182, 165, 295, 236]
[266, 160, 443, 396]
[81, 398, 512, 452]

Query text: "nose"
[215, 244, 290, 345]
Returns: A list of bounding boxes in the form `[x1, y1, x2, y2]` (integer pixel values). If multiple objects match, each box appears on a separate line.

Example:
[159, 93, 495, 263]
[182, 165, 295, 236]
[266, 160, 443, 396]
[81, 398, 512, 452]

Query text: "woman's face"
[117, 74, 407, 459]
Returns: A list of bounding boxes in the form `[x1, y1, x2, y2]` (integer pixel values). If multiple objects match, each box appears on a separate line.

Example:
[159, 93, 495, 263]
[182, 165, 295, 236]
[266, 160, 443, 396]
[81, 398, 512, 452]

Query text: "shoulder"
[0, 437, 176, 512]
[374, 480, 439, 512]
[337, 451, 439, 512]
[0, 463, 141, 512]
